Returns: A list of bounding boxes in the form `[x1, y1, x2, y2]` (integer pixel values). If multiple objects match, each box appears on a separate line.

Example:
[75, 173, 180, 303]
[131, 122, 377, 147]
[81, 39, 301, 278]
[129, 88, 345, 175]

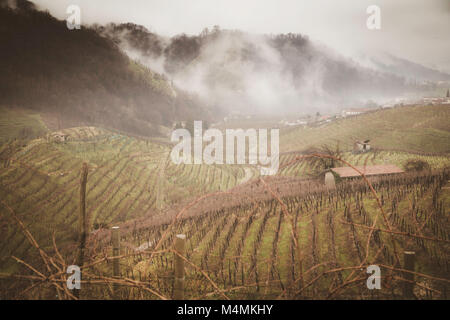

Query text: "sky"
[31, 0, 450, 72]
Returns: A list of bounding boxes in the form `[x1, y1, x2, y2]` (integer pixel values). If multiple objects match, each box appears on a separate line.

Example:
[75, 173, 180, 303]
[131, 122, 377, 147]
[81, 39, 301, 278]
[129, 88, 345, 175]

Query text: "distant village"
[276, 91, 450, 128]
[180, 89, 450, 135]
[219, 91, 450, 130]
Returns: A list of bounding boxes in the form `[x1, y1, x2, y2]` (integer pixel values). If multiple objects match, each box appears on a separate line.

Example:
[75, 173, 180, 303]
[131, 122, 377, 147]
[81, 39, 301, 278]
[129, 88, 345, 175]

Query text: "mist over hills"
[96, 22, 427, 115]
[0, 0, 211, 136]
[1, 0, 448, 137]
[357, 52, 450, 83]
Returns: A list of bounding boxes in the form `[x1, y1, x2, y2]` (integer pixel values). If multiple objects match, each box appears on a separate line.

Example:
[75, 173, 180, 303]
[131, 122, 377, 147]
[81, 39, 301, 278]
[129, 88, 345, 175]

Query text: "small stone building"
[353, 140, 371, 154]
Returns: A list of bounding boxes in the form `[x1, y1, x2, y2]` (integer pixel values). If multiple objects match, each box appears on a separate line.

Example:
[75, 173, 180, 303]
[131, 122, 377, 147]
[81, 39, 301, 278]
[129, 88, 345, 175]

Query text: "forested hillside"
[0, 1, 210, 136]
[97, 23, 413, 114]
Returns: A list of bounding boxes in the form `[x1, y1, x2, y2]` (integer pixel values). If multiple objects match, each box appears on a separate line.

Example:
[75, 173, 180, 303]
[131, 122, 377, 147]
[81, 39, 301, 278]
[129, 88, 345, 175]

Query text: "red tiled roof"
[331, 164, 404, 178]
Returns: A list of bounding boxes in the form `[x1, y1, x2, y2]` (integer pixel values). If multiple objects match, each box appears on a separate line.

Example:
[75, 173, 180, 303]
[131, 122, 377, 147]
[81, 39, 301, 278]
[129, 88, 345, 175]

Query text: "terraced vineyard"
[280, 105, 450, 153]
[0, 105, 448, 299]
[0, 126, 244, 273]
[279, 150, 450, 178]
[80, 169, 449, 299]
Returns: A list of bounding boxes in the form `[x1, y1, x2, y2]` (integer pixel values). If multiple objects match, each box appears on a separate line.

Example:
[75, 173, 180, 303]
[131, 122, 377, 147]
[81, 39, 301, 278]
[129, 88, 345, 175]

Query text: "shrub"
[404, 159, 431, 172]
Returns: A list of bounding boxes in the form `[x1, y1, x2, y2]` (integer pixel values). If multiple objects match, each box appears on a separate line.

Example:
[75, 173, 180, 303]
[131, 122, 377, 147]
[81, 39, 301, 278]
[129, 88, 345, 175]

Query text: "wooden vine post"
[76, 162, 89, 298]
[403, 251, 416, 298]
[112, 226, 120, 296]
[173, 234, 186, 300]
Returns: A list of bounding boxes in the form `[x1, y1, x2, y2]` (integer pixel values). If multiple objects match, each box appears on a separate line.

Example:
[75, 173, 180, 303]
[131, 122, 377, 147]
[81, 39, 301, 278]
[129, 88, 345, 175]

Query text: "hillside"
[0, 1, 210, 136]
[0, 121, 247, 273]
[1, 0, 450, 303]
[0, 104, 449, 278]
[364, 53, 450, 82]
[281, 105, 450, 154]
[2, 132, 448, 298]
[97, 23, 413, 115]
[0, 107, 48, 143]
[110, 170, 449, 299]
